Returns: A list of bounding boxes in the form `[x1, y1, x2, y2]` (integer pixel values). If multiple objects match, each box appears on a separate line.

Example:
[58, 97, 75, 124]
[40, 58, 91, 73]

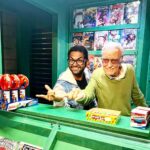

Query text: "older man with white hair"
[68, 42, 148, 116]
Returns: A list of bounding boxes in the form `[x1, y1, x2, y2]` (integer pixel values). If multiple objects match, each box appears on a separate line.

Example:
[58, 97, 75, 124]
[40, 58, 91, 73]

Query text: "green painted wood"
[87, 50, 136, 55]
[52, 15, 58, 86]
[72, 24, 140, 33]
[71, 0, 136, 8]
[0, 110, 51, 147]
[44, 124, 58, 150]
[139, 0, 150, 97]
[1, 106, 150, 150]
[146, 50, 150, 103]
[54, 141, 92, 150]
[56, 125, 150, 150]
[136, 0, 149, 94]
[16, 104, 150, 139]
[0, 16, 3, 74]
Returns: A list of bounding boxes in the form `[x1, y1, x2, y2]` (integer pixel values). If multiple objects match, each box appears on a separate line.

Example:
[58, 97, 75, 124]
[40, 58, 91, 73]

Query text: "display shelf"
[72, 24, 140, 33]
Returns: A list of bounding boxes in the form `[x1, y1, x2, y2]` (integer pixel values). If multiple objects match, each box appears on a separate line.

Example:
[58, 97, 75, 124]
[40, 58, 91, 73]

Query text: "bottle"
[18, 74, 29, 100]
[0, 74, 12, 109]
[10, 74, 20, 102]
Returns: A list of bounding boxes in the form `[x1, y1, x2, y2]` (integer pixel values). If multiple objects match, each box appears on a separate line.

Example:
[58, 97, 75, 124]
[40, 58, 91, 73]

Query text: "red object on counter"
[0, 74, 12, 90]
[18, 74, 29, 88]
[10, 74, 20, 90]
[0, 75, 2, 89]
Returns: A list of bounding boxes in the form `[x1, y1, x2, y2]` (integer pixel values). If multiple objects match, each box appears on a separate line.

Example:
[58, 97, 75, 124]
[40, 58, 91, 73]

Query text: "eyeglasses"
[102, 58, 120, 65]
[68, 58, 86, 66]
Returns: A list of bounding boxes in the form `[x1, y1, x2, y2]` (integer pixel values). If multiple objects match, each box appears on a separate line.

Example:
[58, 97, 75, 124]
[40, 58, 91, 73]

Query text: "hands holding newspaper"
[36, 84, 85, 101]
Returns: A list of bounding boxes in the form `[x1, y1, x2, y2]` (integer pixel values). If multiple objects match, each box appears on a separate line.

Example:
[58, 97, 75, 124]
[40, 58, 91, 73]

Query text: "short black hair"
[68, 45, 88, 60]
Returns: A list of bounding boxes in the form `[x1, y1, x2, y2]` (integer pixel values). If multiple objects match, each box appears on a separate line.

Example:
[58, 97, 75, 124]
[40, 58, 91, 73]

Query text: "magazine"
[73, 9, 84, 29]
[109, 3, 125, 25]
[82, 32, 94, 50]
[108, 30, 121, 43]
[18, 142, 42, 150]
[94, 31, 108, 50]
[0, 137, 18, 150]
[72, 32, 83, 46]
[83, 7, 97, 28]
[121, 29, 137, 50]
[96, 6, 109, 26]
[94, 55, 102, 68]
[0, 136, 43, 150]
[123, 55, 136, 67]
[88, 55, 102, 72]
[124, 1, 140, 24]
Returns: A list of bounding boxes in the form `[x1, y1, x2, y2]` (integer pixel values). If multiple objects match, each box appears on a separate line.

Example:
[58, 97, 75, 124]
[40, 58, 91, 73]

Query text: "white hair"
[102, 41, 124, 56]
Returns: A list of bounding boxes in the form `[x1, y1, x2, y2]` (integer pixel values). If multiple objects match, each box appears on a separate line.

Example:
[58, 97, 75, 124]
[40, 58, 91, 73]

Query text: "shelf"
[72, 24, 140, 33]
[87, 50, 136, 56]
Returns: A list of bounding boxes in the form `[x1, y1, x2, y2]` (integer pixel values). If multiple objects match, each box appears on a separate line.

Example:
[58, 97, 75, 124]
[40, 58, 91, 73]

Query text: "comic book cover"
[109, 3, 125, 25]
[83, 7, 97, 28]
[96, 6, 109, 26]
[124, 1, 140, 24]
[73, 9, 84, 29]
[108, 30, 121, 42]
[123, 55, 136, 67]
[82, 32, 94, 50]
[94, 31, 108, 50]
[121, 29, 137, 50]
[0, 137, 43, 150]
[94, 55, 102, 68]
[18, 142, 43, 150]
[0, 137, 18, 150]
[87, 55, 102, 72]
[87, 55, 95, 72]
[72, 32, 83, 46]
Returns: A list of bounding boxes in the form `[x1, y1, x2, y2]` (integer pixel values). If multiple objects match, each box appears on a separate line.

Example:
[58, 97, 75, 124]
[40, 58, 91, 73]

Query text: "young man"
[66, 42, 148, 116]
[36, 45, 97, 110]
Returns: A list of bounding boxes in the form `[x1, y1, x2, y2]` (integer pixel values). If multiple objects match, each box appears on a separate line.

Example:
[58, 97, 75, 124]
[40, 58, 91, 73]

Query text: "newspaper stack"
[131, 106, 150, 129]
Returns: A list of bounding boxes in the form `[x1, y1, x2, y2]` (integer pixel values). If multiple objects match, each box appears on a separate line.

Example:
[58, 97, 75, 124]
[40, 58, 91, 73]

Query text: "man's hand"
[36, 85, 55, 101]
[67, 88, 85, 101]
[36, 84, 67, 101]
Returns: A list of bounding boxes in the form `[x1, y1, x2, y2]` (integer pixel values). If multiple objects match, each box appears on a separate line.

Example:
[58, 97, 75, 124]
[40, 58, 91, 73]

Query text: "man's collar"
[106, 64, 127, 80]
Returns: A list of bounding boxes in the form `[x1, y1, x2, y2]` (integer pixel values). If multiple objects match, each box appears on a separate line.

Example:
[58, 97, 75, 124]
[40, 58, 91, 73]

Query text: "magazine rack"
[69, 0, 150, 102]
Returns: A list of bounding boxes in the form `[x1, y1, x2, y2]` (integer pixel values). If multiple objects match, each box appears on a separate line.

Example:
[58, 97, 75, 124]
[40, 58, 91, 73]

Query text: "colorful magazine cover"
[109, 3, 125, 25]
[82, 32, 94, 50]
[72, 32, 83, 46]
[108, 30, 121, 42]
[87, 55, 102, 72]
[0, 137, 18, 150]
[83, 7, 97, 28]
[94, 31, 108, 50]
[0, 137, 43, 150]
[73, 9, 84, 29]
[123, 55, 136, 67]
[121, 29, 137, 50]
[18, 142, 43, 150]
[94, 55, 102, 68]
[96, 6, 109, 26]
[124, 1, 140, 24]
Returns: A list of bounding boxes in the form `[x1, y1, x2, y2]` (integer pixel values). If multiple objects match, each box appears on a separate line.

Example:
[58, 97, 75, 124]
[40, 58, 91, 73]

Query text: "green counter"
[12, 103, 150, 150]
[0, 110, 51, 149]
